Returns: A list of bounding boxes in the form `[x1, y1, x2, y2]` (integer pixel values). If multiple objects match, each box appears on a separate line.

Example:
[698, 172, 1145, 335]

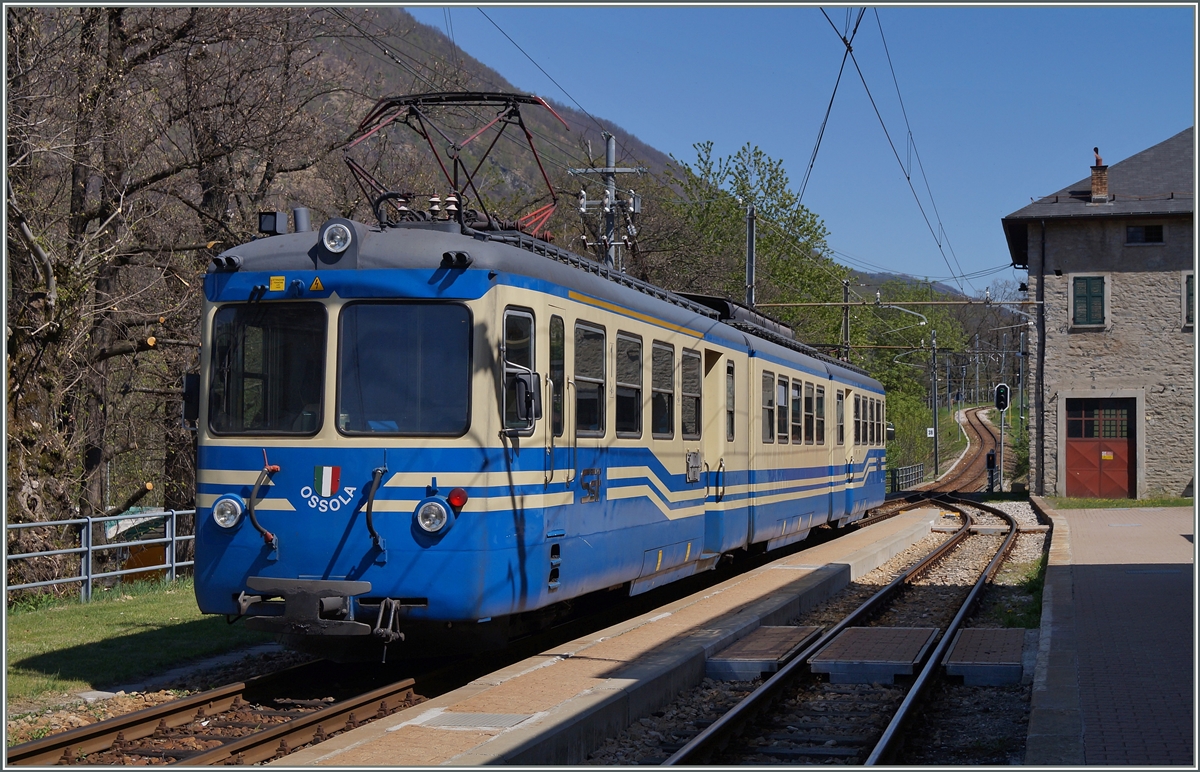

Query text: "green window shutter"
[1074, 276, 1104, 324]
[1073, 277, 1089, 324]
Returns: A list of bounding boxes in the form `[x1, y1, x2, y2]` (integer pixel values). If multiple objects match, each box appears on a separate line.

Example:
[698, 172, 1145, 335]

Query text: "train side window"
[854, 393, 862, 445]
[776, 377, 789, 444]
[762, 372, 775, 443]
[804, 382, 815, 445]
[682, 349, 702, 440]
[503, 309, 536, 432]
[616, 333, 642, 438]
[550, 316, 564, 437]
[836, 390, 845, 445]
[651, 342, 674, 439]
[873, 399, 880, 445]
[815, 385, 826, 445]
[575, 323, 605, 436]
[790, 380, 803, 443]
[726, 361, 735, 442]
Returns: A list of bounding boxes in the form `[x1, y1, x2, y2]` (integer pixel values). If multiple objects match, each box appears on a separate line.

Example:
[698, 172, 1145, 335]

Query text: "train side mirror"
[182, 373, 200, 423]
[885, 422, 895, 442]
[514, 372, 543, 423]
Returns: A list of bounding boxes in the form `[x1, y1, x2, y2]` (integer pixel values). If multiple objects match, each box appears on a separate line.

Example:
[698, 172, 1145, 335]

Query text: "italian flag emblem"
[314, 466, 341, 497]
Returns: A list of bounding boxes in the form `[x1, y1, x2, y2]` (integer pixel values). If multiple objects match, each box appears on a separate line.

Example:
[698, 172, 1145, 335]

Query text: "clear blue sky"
[403, 5, 1196, 296]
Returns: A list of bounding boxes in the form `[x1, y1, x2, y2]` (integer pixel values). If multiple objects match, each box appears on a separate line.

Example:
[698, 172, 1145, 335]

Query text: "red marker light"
[447, 487, 469, 509]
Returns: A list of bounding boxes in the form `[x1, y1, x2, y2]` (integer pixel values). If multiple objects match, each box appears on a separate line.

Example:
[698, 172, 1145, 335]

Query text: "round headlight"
[323, 223, 352, 253]
[416, 500, 449, 533]
[212, 496, 244, 529]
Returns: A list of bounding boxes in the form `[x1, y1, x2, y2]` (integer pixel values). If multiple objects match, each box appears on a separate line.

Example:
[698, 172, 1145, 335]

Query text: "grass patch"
[1047, 496, 1194, 510]
[6, 576, 272, 706]
[985, 554, 1046, 629]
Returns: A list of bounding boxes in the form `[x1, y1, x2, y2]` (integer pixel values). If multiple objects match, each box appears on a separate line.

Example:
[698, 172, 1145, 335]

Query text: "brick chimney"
[1091, 146, 1108, 202]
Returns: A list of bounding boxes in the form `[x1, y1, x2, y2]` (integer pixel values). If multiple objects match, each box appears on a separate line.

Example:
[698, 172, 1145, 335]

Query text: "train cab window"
[790, 380, 803, 443]
[815, 385, 826, 445]
[854, 394, 862, 445]
[762, 372, 775, 443]
[776, 377, 789, 444]
[651, 343, 674, 438]
[210, 302, 326, 435]
[726, 362, 735, 442]
[616, 333, 642, 437]
[337, 302, 470, 435]
[575, 323, 605, 436]
[503, 309, 535, 432]
[550, 316, 564, 437]
[804, 382, 815, 445]
[682, 349, 702, 440]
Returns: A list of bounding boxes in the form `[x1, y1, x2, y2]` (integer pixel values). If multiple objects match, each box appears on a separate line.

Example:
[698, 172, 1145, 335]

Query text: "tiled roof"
[1001, 126, 1194, 267]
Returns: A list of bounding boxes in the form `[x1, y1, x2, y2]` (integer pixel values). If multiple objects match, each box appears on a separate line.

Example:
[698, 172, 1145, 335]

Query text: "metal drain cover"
[422, 712, 533, 729]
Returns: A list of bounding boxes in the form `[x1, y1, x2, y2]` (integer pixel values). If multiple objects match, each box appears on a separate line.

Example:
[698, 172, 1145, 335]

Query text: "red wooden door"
[1065, 399, 1134, 499]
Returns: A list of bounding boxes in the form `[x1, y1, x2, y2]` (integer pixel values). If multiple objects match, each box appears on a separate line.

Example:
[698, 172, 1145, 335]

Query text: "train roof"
[212, 217, 878, 387]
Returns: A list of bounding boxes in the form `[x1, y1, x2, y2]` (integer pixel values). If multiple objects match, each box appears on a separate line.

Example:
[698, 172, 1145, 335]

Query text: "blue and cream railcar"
[192, 214, 886, 658]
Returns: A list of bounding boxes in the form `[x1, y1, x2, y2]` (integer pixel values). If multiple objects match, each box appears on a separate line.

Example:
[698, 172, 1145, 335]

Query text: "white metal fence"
[6, 510, 195, 602]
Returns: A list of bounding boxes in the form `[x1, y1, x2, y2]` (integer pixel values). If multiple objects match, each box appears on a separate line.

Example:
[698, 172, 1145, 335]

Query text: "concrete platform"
[943, 628, 1025, 686]
[278, 508, 937, 766]
[705, 625, 822, 680]
[1025, 497, 1194, 766]
[809, 627, 938, 684]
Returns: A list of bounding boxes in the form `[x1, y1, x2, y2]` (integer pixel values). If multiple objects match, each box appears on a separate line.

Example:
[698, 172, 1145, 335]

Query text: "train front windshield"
[337, 302, 471, 435]
[209, 303, 327, 434]
[207, 301, 471, 437]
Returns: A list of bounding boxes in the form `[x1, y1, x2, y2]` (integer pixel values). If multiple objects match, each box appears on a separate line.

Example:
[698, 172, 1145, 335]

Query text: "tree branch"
[90, 336, 198, 364]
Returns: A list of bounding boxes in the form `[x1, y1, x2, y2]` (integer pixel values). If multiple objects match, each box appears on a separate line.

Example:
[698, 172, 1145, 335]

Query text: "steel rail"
[865, 496, 1019, 764]
[178, 677, 416, 765]
[6, 682, 246, 765]
[6, 672, 417, 767]
[662, 506, 976, 765]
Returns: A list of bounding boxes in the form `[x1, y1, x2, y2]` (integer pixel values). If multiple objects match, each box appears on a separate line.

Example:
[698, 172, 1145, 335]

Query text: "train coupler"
[373, 598, 406, 645]
[241, 577, 374, 636]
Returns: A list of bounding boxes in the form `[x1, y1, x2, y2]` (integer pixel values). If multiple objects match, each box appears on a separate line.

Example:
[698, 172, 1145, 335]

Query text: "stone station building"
[1001, 127, 1194, 499]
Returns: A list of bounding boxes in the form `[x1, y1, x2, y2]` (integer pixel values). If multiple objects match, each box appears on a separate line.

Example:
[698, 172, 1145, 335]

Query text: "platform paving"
[278, 509, 938, 766]
[1026, 497, 1194, 766]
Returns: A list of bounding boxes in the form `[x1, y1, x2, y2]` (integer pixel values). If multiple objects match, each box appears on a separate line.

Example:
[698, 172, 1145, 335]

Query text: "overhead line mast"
[569, 132, 645, 270]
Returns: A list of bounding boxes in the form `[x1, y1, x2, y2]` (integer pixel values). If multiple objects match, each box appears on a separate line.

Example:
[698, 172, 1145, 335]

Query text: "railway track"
[856, 406, 1000, 529]
[6, 664, 423, 766]
[662, 495, 1019, 765]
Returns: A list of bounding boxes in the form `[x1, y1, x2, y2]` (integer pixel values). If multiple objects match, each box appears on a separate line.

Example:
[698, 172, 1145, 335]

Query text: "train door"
[821, 376, 836, 527]
[571, 320, 607, 527]
[543, 312, 570, 549]
[700, 349, 731, 556]
[836, 387, 853, 523]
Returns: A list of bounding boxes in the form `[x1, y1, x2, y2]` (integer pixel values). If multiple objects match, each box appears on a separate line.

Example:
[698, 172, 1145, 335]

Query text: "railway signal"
[995, 382, 1010, 412]
[994, 383, 1010, 492]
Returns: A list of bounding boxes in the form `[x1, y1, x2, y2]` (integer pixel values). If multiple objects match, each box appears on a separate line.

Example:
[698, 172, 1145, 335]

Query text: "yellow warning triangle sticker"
[309, 277, 324, 291]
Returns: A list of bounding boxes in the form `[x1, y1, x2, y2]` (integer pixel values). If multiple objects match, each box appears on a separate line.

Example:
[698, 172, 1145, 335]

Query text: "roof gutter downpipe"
[1036, 220, 1046, 496]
